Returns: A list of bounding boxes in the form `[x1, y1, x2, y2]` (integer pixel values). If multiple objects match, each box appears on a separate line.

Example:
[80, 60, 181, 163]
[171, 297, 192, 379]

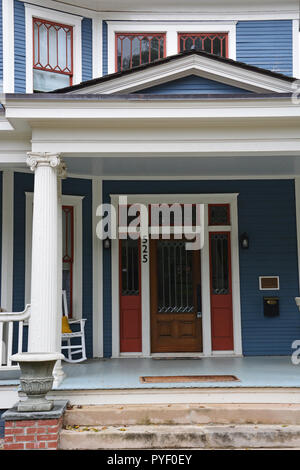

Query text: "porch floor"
[1, 356, 300, 390]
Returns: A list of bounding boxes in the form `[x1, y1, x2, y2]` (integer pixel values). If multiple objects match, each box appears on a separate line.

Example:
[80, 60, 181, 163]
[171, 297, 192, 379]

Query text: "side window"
[33, 17, 73, 92]
[116, 33, 166, 72]
[178, 33, 228, 58]
[62, 205, 74, 317]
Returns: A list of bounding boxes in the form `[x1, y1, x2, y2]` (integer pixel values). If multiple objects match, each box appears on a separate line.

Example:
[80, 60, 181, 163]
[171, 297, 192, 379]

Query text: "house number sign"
[142, 236, 149, 263]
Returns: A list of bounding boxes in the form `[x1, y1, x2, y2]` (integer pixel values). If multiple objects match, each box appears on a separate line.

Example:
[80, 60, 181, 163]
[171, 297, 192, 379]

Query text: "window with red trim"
[33, 17, 73, 92]
[116, 33, 166, 72]
[62, 206, 74, 317]
[178, 33, 228, 58]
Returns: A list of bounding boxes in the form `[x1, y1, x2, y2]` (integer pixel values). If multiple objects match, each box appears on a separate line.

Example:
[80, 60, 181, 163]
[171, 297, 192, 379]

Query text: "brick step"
[59, 424, 300, 450]
[64, 403, 300, 427]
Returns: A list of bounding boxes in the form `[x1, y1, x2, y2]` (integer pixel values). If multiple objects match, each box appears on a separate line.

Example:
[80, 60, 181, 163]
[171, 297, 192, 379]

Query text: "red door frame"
[119, 238, 142, 353]
[209, 231, 234, 351]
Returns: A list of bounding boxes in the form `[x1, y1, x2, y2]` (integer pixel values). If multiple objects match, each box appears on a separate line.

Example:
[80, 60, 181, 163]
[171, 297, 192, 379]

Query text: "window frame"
[32, 17, 74, 91]
[115, 32, 167, 72]
[107, 21, 236, 74]
[25, 3, 82, 93]
[178, 32, 229, 58]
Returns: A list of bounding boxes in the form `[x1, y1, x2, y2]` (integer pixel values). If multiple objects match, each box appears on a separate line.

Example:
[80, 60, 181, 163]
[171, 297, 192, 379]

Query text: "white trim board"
[25, 192, 84, 320]
[70, 54, 294, 95]
[2, 0, 14, 93]
[24, 3, 83, 93]
[18, 1, 300, 21]
[107, 21, 237, 75]
[92, 178, 103, 357]
[109, 193, 242, 358]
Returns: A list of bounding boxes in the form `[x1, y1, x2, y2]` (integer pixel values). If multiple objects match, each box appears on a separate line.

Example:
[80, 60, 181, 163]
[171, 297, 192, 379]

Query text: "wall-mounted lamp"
[240, 232, 249, 249]
[103, 239, 111, 249]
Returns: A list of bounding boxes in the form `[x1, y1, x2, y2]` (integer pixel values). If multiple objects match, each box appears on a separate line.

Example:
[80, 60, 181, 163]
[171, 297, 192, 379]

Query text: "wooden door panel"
[150, 238, 202, 353]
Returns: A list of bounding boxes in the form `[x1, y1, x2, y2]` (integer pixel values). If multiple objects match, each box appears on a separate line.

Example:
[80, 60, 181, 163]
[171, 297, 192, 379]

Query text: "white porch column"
[53, 173, 66, 385]
[26, 153, 65, 354]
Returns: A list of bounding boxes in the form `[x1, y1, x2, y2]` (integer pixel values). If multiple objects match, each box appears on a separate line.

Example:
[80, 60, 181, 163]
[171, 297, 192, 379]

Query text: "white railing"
[0, 305, 31, 370]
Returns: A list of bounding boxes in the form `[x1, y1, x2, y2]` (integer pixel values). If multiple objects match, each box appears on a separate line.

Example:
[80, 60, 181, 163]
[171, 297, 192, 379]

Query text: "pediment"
[61, 51, 295, 95]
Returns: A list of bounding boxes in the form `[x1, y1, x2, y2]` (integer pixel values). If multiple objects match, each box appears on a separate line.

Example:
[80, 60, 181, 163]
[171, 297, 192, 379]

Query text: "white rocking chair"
[61, 290, 87, 363]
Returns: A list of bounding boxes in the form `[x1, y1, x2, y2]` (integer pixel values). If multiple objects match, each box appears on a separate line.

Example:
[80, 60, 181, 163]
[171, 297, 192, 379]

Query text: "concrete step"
[63, 403, 300, 427]
[59, 424, 300, 450]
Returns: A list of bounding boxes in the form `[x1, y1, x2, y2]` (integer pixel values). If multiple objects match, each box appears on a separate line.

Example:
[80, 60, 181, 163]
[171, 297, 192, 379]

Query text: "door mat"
[140, 375, 239, 383]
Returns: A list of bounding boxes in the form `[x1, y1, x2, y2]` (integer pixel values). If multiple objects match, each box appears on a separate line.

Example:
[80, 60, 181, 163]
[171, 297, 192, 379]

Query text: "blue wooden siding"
[14, 0, 26, 93]
[103, 179, 299, 357]
[13, 173, 93, 358]
[81, 18, 93, 82]
[137, 75, 254, 94]
[236, 20, 293, 77]
[100, 19, 294, 81]
[102, 21, 108, 75]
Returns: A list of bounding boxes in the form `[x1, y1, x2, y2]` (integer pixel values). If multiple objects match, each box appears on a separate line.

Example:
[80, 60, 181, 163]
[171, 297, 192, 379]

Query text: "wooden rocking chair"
[61, 290, 87, 363]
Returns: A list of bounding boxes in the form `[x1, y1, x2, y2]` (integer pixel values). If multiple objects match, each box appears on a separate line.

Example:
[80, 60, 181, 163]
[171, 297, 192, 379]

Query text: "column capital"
[26, 152, 67, 178]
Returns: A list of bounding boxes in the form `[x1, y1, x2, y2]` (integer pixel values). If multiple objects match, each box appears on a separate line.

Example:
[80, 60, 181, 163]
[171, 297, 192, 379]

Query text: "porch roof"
[52, 50, 296, 95]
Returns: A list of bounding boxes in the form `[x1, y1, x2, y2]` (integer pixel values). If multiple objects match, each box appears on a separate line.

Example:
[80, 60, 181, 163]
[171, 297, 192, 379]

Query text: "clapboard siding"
[13, 173, 94, 358]
[102, 20, 108, 75]
[81, 18, 93, 82]
[236, 20, 293, 77]
[103, 179, 298, 358]
[137, 74, 254, 94]
[14, 0, 26, 93]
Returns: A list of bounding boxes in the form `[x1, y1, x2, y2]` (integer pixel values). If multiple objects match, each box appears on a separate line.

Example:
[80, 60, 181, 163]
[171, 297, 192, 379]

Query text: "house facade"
[1, 0, 300, 381]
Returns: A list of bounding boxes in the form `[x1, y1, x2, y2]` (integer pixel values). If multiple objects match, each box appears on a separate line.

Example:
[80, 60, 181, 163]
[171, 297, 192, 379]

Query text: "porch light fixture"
[103, 239, 111, 249]
[240, 232, 249, 249]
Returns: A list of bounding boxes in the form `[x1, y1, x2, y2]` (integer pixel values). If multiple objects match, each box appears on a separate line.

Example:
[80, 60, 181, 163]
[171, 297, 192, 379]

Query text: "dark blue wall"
[103, 179, 299, 357]
[137, 75, 254, 94]
[13, 173, 93, 358]
[236, 20, 293, 77]
[0, 0, 3, 90]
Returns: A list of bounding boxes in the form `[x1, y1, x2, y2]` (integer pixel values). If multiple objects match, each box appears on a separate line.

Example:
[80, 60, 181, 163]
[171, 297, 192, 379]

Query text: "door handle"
[197, 284, 202, 319]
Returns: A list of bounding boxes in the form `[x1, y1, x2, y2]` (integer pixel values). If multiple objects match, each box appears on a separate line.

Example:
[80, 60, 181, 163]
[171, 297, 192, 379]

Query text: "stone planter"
[11, 352, 64, 412]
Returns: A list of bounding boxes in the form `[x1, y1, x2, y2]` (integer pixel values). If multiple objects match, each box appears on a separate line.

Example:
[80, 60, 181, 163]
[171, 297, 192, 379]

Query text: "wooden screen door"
[150, 238, 202, 353]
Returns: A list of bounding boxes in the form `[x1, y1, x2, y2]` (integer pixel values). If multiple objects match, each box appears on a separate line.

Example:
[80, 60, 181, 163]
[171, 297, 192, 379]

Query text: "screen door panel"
[150, 238, 202, 353]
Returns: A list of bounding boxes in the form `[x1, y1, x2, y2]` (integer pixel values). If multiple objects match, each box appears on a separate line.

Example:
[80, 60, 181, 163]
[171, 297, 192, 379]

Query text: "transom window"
[116, 33, 166, 72]
[33, 17, 73, 92]
[178, 32, 228, 58]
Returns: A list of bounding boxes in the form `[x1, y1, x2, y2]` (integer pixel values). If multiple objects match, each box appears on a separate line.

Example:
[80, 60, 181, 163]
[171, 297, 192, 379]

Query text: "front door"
[150, 238, 202, 353]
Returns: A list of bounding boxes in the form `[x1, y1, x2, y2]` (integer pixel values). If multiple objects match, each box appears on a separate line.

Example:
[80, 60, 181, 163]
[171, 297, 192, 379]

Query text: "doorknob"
[197, 284, 202, 319]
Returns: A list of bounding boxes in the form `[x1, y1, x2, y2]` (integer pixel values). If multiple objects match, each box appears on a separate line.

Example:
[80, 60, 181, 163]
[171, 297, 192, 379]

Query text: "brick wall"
[4, 417, 63, 450]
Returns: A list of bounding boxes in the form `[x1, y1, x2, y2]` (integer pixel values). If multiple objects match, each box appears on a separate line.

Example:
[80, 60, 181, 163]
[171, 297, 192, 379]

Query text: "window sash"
[178, 32, 228, 58]
[116, 32, 166, 72]
[33, 17, 73, 81]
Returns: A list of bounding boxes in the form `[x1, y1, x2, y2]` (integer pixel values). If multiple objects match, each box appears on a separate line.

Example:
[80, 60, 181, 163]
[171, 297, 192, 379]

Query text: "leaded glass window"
[179, 33, 228, 58]
[116, 33, 166, 72]
[121, 239, 140, 295]
[210, 233, 230, 295]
